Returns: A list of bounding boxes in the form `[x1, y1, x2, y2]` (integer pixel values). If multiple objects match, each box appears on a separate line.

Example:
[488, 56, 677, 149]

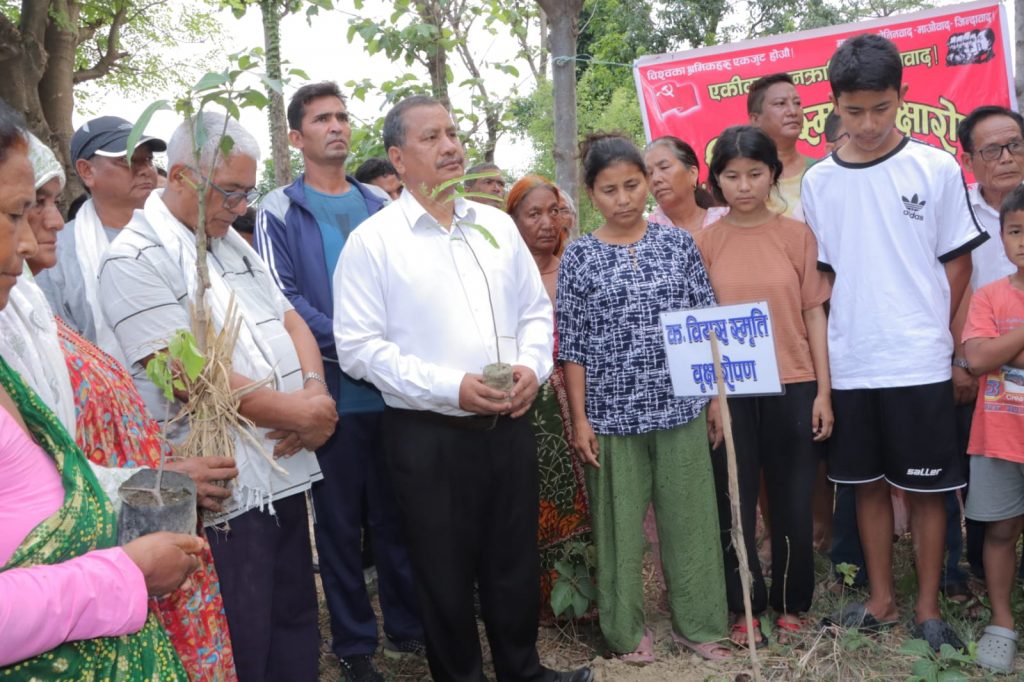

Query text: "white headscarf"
[0, 134, 75, 433]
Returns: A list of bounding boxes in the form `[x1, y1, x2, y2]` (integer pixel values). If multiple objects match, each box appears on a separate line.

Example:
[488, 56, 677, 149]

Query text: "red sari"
[57, 317, 237, 681]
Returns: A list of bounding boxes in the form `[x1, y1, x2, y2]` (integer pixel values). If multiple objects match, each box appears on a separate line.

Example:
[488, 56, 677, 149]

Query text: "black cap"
[70, 116, 167, 164]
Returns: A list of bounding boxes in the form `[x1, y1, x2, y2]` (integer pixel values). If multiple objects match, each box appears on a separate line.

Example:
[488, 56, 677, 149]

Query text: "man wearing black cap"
[36, 115, 165, 367]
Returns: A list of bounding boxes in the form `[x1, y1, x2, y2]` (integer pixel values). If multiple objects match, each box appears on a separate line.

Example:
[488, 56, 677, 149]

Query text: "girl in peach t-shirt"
[695, 125, 832, 647]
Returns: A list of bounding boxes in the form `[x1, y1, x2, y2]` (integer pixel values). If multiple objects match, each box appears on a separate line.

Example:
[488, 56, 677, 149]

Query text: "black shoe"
[339, 654, 384, 682]
[382, 636, 426, 659]
[550, 667, 594, 682]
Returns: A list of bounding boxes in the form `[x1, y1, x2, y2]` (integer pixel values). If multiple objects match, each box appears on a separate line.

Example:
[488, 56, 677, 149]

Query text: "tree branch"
[73, 2, 130, 84]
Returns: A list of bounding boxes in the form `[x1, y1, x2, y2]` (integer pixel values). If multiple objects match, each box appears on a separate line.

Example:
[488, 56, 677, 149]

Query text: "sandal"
[730, 617, 766, 649]
[976, 625, 1018, 674]
[909, 618, 965, 652]
[616, 627, 655, 665]
[775, 615, 807, 645]
[672, 631, 732, 661]
[943, 583, 987, 620]
[820, 602, 898, 633]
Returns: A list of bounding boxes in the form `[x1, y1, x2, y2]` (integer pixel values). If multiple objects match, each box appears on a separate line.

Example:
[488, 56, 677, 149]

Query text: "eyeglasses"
[976, 139, 1024, 162]
[192, 169, 260, 209]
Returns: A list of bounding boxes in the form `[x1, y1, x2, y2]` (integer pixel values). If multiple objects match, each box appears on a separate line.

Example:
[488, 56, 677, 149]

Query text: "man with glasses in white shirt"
[99, 112, 338, 681]
[334, 95, 592, 682]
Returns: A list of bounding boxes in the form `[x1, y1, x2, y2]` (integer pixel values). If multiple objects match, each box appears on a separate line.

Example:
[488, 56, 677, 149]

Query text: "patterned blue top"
[556, 223, 715, 435]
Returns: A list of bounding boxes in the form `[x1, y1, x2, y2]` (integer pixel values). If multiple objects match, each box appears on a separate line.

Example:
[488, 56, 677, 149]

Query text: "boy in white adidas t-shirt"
[802, 34, 988, 651]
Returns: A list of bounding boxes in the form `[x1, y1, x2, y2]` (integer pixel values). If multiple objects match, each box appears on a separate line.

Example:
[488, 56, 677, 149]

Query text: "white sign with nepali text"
[661, 301, 782, 398]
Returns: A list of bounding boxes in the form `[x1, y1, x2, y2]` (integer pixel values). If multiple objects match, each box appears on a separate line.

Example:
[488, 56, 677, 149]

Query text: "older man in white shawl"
[98, 112, 338, 682]
[35, 116, 166, 369]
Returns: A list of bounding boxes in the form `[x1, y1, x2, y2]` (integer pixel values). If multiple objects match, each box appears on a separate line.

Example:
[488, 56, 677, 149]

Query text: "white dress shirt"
[333, 189, 554, 416]
[967, 183, 1016, 290]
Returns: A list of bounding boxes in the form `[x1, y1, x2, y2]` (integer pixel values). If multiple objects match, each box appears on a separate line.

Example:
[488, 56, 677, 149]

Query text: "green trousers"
[587, 412, 728, 653]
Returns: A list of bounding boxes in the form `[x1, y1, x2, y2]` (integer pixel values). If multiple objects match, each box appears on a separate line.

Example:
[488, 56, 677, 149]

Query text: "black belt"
[389, 408, 503, 432]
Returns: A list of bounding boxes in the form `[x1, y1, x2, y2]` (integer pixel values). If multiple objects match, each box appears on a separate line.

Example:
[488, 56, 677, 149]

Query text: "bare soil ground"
[317, 537, 1018, 681]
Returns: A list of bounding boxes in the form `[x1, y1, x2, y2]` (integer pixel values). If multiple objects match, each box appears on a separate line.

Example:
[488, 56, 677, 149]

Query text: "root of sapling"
[160, 296, 285, 521]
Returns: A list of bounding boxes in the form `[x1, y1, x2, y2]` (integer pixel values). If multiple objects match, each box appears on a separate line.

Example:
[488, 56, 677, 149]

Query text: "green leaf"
[899, 639, 935, 658]
[219, 135, 236, 160]
[259, 74, 283, 94]
[126, 100, 172, 160]
[553, 561, 573, 578]
[936, 671, 968, 682]
[570, 589, 589, 618]
[911, 658, 939, 678]
[239, 90, 270, 110]
[462, 223, 499, 249]
[576, 577, 597, 600]
[194, 110, 209, 154]
[550, 580, 572, 616]
[194, 70, 230, 93]
[169, 330, 206, 382]
[937, 643, 963, 660]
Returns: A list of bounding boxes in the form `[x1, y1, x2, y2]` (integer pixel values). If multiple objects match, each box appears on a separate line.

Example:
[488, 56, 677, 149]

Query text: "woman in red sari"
[506, 175, 593, 621]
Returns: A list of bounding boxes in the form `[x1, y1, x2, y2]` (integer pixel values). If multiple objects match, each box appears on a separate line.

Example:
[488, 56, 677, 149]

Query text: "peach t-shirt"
[963, 277, 1024, 463]
[695, 215, 831, 384]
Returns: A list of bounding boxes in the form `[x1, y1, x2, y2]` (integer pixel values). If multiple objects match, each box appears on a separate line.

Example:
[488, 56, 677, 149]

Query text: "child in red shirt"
[963, 184, 1024, 675]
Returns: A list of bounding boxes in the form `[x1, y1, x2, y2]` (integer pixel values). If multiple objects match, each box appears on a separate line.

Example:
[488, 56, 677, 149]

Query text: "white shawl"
[73, 198, 130, 368]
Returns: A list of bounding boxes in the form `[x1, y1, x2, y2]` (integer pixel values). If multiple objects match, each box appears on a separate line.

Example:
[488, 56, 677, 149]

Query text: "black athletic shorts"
[827, 380, 965, 492]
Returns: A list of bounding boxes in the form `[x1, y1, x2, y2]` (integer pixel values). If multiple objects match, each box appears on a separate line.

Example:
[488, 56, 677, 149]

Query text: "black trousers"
[712, 381, 821, 615]
[206, 493, 320, 682]
[311, 412, 422, 659]
[381, 408, 551, 682]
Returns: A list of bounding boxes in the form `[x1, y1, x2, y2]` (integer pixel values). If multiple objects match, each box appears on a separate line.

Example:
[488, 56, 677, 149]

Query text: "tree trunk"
[537, 0, 583, 237]
[260, 0, 292, 188]
[1016, 0, 1024, 110]
[416, 1, 451, 110]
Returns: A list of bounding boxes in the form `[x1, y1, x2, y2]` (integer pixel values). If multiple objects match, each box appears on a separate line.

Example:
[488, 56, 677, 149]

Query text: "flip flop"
[775, 615, 807, 645]
[909, 618, 965, 652]
[672, 631, 732, 661]
[820, 602, 897, 633]
[976, 625, 1018, 674]
[616, 627, 655, 665]
[730, 617, 767, 649]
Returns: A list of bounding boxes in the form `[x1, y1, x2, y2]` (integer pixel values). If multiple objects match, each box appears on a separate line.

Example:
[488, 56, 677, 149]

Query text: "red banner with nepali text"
[632, 0, 1014, 181]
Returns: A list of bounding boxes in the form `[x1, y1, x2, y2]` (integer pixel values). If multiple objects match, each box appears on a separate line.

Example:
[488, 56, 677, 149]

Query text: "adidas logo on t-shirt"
[901, 193, 926, 221]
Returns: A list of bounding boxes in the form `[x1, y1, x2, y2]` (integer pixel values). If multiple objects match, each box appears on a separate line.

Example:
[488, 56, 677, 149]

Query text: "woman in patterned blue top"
[556, 133, 731, 663]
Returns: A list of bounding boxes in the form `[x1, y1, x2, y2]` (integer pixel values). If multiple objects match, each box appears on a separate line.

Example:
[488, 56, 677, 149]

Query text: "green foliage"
[835, 562, 861, 587]
[258, 149, 304, 195]
[147, 330, 206, 401]
[342, 0, 539, 160]
[900, 639, 977, 682]
[50, 1, 225, 111]
[550, 541, 596, 620]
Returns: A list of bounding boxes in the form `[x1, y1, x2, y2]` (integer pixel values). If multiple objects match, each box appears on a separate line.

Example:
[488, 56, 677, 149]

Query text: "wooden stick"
[710, 331, 762, 681]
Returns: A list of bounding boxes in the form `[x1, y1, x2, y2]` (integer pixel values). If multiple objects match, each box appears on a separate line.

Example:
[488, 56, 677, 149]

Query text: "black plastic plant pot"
[117, 469, 197, 544]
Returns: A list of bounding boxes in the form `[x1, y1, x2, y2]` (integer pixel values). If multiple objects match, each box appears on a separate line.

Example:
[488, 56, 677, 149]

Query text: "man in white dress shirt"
[334, 95, 592, 682]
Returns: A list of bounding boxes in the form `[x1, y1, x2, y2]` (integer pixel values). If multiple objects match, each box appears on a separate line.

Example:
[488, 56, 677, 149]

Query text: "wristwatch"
[952, 357, 970, 372]
[303, 371, 328, 388]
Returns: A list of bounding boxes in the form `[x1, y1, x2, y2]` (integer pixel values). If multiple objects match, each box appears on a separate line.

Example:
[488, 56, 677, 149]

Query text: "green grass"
[317, 535, 1020, 681]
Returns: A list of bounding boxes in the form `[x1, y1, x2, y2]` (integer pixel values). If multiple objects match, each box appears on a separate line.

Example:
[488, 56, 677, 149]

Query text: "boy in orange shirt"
[963, 184, 1024, 675]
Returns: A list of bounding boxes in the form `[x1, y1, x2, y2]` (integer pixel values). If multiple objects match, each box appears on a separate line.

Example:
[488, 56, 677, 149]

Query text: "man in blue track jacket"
[255, 81, 423, 682]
